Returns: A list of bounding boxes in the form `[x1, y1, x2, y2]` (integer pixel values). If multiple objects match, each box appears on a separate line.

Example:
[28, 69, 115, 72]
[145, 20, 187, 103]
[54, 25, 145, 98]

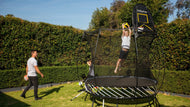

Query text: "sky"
[0, 0, 177, 30]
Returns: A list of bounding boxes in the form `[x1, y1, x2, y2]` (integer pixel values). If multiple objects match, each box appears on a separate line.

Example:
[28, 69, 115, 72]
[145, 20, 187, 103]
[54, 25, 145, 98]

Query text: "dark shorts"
[119, 49, 129, 59]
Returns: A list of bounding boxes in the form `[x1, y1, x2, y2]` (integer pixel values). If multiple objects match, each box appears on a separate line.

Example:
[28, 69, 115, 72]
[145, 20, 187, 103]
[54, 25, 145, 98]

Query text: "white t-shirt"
[121, 35, 131, 49]
[27, 57, 37, 77]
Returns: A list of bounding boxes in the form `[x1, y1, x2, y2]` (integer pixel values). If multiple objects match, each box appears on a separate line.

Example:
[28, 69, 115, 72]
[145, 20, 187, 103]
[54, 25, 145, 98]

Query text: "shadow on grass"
[0, 92, 30, 107]
[39, 86, 64, 98]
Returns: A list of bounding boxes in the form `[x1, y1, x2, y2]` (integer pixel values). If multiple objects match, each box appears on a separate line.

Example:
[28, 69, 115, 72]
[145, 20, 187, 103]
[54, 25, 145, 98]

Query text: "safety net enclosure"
[81, 3, 164, 106]
[84, 28, 157, 99]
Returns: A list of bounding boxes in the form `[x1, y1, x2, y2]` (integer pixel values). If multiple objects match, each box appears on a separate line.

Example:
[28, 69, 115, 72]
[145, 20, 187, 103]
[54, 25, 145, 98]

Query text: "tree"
[89, 7, 110, 30]
[119, 0, 172, 25]
[175, 0, 190, 19]
[109, 0, 125, 28]
[89, 0, 173, 29]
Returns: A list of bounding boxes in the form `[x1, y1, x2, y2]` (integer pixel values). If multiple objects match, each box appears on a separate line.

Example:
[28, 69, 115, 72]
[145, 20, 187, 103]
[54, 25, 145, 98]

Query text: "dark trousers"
[21, 76, 38, 98]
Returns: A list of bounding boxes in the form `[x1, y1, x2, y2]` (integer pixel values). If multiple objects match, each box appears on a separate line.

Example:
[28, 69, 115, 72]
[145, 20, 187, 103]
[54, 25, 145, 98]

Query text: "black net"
[93, 30, 136, 77]
[84, 29, 157, 87]
[81, 4, 164, 102]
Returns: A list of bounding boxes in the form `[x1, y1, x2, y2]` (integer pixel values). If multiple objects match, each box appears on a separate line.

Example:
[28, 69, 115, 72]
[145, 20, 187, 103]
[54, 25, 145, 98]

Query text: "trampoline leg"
[70, 91, 85, 101]
[84, 93, 88, 101]
[92, 97, 95, 107]
[116, 99, 118, 107]
[148, 102, 151, 107]
[102, 99, 104, 107]
[155, 97, 160, 107]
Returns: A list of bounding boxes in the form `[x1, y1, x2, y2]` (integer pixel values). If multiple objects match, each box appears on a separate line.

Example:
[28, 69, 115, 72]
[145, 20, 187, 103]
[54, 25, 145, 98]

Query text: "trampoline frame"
[85, 76, 158, 100]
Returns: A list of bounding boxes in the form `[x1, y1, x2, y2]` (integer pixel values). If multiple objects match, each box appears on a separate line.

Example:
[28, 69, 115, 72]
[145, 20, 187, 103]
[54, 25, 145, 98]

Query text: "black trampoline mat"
[85, 76, 157, 87]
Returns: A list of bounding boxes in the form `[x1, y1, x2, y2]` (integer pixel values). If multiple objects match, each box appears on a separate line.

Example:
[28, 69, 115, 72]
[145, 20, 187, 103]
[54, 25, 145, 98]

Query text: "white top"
[27, 57, 37, 76]
[89, 65, 95, 76]
[121, 35, 131, 49]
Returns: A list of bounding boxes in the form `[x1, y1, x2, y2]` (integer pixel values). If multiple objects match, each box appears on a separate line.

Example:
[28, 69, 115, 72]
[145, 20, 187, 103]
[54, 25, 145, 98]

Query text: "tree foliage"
[175, 0, 190, 19]
[89, 7, 110, 30]
[89, 0, 171, 30]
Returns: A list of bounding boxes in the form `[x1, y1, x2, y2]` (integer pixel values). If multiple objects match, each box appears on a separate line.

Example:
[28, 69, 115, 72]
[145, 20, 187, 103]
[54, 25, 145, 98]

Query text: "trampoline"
[76, 4, 165, 107]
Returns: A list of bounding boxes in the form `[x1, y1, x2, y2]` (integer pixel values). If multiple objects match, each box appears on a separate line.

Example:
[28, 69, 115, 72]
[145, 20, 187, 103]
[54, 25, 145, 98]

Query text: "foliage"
[175, 0, 190, 19]
[89, 7, 111, 30]
[89, 0, 171, 30]
[0, 15, 86, 69]
[156, 19, 190, 70]
[157, 70, 190, 95]
[0, 65, 88, 89]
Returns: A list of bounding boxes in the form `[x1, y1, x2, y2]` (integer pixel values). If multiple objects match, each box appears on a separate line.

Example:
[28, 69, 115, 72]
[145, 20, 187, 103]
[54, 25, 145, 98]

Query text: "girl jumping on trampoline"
[114, 23, 132, 74]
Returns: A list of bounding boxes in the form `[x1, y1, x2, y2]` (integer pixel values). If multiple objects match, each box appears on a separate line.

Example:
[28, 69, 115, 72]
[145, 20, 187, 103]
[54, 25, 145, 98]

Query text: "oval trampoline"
[77, 4, 165, 107]
[85, 76, 157, 100]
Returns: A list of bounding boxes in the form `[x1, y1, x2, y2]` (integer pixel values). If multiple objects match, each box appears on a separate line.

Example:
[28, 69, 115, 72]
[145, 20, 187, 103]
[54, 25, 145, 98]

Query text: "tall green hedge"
[158, 70, 190, 95]
[0, 15, 88, 69]
[0, 15, 189, 71]
[0, 65, 88, 89]
[156, 19, 190, 70]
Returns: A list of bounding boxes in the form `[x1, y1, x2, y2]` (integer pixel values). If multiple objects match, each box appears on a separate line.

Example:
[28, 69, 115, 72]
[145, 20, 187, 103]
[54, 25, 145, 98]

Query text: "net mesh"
[85, 29, 157, 87]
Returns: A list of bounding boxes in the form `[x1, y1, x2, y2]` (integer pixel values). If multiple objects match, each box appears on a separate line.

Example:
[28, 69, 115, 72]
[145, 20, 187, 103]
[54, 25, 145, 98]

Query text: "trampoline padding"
[85, 76, 157, 87]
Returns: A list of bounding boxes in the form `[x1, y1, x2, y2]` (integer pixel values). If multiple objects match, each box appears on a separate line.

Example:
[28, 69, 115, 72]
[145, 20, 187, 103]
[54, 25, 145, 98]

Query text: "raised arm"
[128, 26, 132, 37]
[122, 24, 125, 36]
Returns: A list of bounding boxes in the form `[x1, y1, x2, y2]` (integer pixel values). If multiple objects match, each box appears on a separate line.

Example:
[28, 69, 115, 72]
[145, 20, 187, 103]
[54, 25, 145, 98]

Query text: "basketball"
[124, 23, 129, 28]
[24, 75, 28, 81]
[79, 81, 83, 86]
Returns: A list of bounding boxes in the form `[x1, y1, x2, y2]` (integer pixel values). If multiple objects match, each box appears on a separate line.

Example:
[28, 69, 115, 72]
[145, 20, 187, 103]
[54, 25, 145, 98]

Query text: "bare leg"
[114, 59, 122, 73]
[119, 59, 123, 71]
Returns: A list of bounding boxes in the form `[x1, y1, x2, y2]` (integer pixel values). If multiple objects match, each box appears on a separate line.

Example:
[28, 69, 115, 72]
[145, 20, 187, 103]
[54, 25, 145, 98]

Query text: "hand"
[122, 24, 124, 29]
[87, 61, 91, 66]
[41, 74, 44, 78]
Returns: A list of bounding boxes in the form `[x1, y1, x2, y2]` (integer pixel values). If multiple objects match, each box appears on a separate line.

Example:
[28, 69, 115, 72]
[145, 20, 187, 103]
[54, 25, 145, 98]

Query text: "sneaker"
[20, 95, 26, 98]
[35, 97, 42, 100]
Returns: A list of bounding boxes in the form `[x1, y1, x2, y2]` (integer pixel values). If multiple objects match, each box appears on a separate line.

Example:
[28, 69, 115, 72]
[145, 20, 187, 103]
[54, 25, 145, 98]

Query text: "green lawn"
[0, 82, 190, 107]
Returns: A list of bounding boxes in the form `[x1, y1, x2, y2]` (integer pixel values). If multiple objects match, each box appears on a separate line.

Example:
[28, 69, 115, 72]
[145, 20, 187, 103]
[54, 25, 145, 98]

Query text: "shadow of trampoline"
[39, 86, 64, 98]
[0, 92, 30, 107]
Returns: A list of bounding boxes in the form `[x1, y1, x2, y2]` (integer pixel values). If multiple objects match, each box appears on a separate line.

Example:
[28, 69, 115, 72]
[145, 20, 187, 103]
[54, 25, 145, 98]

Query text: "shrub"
[0, 65, 88, 89]
[156, 19, 190, 70]
[157, 70, 190, 95]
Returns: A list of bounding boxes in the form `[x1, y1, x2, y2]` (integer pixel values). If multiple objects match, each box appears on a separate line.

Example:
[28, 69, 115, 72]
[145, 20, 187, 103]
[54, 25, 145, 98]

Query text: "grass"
[0, 82, 190, 107]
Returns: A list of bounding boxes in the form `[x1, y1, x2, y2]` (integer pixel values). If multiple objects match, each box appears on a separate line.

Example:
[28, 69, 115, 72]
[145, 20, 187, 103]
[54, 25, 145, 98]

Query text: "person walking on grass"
[20, 50, 44, 100]
[114, 23, 132, 74]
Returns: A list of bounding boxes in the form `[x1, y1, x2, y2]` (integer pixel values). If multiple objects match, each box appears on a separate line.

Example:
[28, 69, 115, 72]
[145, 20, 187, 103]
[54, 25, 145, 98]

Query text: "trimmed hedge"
[0, 15, 189, 71]
[0, 15, 88, 69]
[159, 70, 190, 95]
[1, 65, 190, 95]
[0, 65, 88, 89]
[156, 19, 190, 70]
